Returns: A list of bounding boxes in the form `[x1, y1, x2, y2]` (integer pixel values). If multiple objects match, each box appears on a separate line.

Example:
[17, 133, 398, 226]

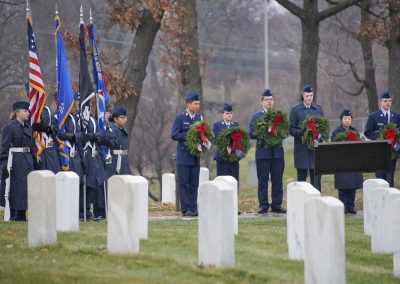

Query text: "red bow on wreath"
[346, 131, 359, 141]
[384, 129, 396, 147]
[230, 130, 243, 151]
[272, 114, 283, 126]
[195, 123, 208, 143]
[307, 118, 319, 140]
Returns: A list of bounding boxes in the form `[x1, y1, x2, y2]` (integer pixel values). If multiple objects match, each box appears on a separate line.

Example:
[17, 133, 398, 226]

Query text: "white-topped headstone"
[246, 160, 257, 187]
[56, 171, 79, 232]
[287, 182, 320, 260]
[304, 196, 345, 284]
[130, 176, 148, 240]
[199, 167, 209, 184]
[214, 175, 238, 235]
[394, 253, 400, 278]
[107, 175, 140, 254]
[198, 181, 235, 267]
[363, 179, 389, 235]
[28, 170, 57, 247]
[370, 188, 400, 253]
[162, 173, 176, 204]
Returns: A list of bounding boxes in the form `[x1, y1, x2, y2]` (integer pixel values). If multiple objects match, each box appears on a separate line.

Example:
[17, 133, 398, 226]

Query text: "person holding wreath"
[331, 109, 363, 214]
[249, 89, 287, 214]
[171, 92, 204, 217]
[289, 85, 324, 190]
[364, 91, 400, 187]
[213, 103, 240, 181]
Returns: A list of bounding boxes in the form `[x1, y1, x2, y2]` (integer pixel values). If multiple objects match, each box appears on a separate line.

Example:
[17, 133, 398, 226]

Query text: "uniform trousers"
[176, 164, 200, 213]
[256, 158, 284, 210]
[338, 189, 356, 211]
[376, 159, 397, 187]
[297, 169, 321, 191]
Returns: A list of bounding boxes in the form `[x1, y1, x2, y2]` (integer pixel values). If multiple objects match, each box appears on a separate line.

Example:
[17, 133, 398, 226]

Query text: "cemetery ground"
[0, 145, 399, 283]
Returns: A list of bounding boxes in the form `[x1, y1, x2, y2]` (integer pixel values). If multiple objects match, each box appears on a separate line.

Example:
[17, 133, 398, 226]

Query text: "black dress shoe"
[258, 208, 269, 214]
[183, 211, 196, 217]
[271, 207, 287, 214]
[347, 209, 357, 214]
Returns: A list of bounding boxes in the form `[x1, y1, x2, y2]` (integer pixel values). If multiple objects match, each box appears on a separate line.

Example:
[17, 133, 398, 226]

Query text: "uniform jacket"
[83, 116, 107, 188]
[364, 109, 400, 140]
[331, 125, 363, 189]
[212, 120, 239, 161]
[105, 122, 131, 176]
[38, 105, 61, 173]
[289, 103, 324, 169]
[171, 111, 202, 165]
[249, 110, 284, 159]
[0, 119, 35, 209]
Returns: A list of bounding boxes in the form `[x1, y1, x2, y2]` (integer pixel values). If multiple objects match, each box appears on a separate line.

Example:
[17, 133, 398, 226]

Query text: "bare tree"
[274, 0, 360, 100]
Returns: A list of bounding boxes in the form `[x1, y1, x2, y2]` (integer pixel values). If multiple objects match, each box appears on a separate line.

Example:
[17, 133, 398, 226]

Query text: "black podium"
[314, 140, 392, 191]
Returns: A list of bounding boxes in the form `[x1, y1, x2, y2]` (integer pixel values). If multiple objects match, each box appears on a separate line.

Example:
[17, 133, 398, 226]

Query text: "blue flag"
[88, 22, 109, 134]
[55, 16, 74, 171]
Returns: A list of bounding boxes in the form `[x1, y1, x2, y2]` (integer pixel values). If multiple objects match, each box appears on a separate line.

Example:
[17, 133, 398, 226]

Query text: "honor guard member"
[171, 92, 202, 217]
[104, 107, 131, 178]
[82, 113, 107, 221]
[289, 85, 324, 189]
[213, 103, 240, 181]
[56, 96, 88, 219]
[0, 102, 36, 221]
[364, 91, 400, 187]
[31, 104, 61, 173]
[331, 110, 363, 214]
[249, 89, 286, 214]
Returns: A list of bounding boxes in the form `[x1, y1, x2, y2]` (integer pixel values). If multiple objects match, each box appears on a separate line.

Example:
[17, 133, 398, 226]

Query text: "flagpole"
[26, 0, 30, 16]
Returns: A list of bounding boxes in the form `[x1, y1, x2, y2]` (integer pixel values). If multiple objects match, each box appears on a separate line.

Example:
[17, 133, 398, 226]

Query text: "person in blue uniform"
[82, 114, 107, 221]
[289, 85, 324, 190]
[249, 89, 286, 214]
[31, 104, 61, 173]
[0, 102, 36, 221]
[213, 103, 240, 181]
[331, 110, 363, 214]
[56, 97, 87, 220]
[104, 107, 131, 178]
[364, 91, 400, 187]
[171, 92, 202, 217]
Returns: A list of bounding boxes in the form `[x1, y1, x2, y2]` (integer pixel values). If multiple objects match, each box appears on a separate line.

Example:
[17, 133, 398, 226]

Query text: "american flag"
[27, 16, 46, 156]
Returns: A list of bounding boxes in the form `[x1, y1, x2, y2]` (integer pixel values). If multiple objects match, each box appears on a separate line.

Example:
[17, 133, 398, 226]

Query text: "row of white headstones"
[26, 170, 400, 283]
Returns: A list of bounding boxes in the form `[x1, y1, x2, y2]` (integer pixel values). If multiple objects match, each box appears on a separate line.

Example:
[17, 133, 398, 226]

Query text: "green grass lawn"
[1, 144, 399, 283]
[0, 218, 397, 283]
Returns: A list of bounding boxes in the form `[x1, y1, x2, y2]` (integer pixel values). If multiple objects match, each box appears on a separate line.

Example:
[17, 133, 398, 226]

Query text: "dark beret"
[109, 107, 127, 121]
[262, 89, 272, 97]
[380, 91, 391, 99]
[13, 101, 30, 111]
[223, 103, 233, 112]
[340, 109, 352, 119]
[186, 92, 200, 101]
[303, 85, 313, 93]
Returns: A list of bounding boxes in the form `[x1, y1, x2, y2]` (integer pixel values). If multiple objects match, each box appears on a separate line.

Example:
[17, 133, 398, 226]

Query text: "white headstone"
[199, 167, 209, 184]
[214, 175, 238, 235]
[287, 182, 320, 260]
[56, 171, 79, 232]
[130, 176, 148, 240]
[304, 197, 345, 284]
[370, 188, 400, 253]
[107, 175, 140, 254]
[162, 173, 176, 204]
[363, 179, 389, 235]
[394, 253, 400, 278]
[246, 160, 257, 187]
[28, 170, 57, 247]
[198, 181, 235, 267]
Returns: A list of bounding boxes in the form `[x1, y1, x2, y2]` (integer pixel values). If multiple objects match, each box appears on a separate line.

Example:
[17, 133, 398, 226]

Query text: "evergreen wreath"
[379, 123, 400, 159]
[332, 130, 361, 142]
[184, 121, 213, 156]
[215, 127, 251, 161]
[301, 115, 329, 150]
[252, 109, 289, 147]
